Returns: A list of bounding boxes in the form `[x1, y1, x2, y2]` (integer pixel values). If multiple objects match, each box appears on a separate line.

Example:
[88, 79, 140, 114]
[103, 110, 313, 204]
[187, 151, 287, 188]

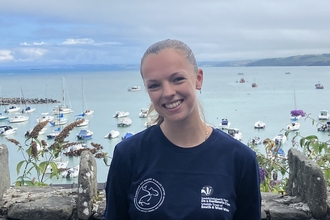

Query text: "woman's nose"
[162, 83, 175, 97]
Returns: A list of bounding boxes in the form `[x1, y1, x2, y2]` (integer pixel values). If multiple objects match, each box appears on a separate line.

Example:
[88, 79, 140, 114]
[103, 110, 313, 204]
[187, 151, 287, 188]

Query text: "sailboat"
[74, 78, 91, 127]
[52, 77, 73, 115]
[290, 89, 305, 120]
[81, 77, 94, 116]
[20, 84, 36, 113]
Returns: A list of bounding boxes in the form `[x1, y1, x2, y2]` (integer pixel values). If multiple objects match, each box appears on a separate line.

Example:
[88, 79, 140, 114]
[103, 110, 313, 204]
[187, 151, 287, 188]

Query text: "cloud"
[1, 0, 330, 66]
[20, 42, 46, 46]
[13, 47, 47, 62]
[62, 38, 94, 45]
[0, 50, 14, 62]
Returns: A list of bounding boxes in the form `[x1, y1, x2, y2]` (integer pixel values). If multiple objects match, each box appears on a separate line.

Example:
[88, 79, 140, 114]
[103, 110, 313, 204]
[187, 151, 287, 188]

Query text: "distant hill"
[2, 53, 330, 71]
[199, 53, 330, 67]
[246, 53, 330, 66]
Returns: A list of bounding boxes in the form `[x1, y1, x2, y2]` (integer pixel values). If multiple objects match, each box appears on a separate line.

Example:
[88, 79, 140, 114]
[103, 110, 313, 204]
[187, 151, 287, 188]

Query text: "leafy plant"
[6, 119, 111, 186]
[249, 113, 330, 194]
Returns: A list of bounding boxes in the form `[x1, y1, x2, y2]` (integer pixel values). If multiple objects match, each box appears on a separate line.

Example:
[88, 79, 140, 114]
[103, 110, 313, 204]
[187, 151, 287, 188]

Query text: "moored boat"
[113, 111, 129, 118]
[227, 128, 243, 141]
[4, 105, 21, 113]
[0, 113, 8, 120]
[0, 125, 18, 136]
[104, 130, 120, 139]
[9, 115, 29, 123]
[76, 129, 93, 140]
[254, 121, 266, 129]
[127, 86, 141, 92]
[219, 118, 231, 130]
[319, 110, 329, 120]
[117, 117, 132, 127]
[315, 83, 324, 89]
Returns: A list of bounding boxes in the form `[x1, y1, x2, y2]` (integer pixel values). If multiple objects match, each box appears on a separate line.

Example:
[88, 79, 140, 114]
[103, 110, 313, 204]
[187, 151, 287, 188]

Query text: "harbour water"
[0, 66, 330, 184]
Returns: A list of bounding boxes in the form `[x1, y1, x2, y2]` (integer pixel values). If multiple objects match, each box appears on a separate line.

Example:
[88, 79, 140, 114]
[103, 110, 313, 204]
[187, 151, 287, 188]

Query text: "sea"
[1, 66, 330, 185]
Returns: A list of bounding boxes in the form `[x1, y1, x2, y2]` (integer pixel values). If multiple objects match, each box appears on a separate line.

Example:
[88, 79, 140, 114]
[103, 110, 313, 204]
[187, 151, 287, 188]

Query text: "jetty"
[0, 97, 59, 105]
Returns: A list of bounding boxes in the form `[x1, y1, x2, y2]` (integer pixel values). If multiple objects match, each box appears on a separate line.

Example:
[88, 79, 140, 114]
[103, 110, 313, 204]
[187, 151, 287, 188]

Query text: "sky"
[1, 0, 330, 67]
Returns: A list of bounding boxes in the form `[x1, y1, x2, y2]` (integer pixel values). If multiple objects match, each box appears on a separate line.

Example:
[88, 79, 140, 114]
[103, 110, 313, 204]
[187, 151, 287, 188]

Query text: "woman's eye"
[174, 77, 185, 82]
[148, 84, 159, 89]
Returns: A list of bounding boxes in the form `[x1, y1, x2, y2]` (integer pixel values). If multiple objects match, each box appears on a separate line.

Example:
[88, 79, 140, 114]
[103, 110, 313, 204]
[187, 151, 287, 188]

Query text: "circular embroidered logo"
[201, 185, 214, 196]
[134, 178, 165, 212]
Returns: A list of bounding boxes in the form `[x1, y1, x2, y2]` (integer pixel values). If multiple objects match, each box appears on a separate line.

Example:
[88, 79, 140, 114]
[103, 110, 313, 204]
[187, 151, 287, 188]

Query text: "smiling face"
[141, 48, 203, 124]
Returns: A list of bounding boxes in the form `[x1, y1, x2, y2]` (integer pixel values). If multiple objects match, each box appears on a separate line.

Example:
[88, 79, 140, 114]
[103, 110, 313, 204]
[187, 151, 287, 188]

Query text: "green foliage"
[250, 114, 330, 194]
[6, 120, 112, 186]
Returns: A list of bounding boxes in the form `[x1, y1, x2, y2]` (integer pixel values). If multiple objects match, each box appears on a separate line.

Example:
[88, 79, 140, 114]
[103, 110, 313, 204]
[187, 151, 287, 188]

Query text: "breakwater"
[0, 98, 60, 105]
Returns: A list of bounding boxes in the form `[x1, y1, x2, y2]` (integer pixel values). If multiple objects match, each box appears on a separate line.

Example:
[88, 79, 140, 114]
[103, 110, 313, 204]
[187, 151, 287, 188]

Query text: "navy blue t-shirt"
[105, 125, 261, 220]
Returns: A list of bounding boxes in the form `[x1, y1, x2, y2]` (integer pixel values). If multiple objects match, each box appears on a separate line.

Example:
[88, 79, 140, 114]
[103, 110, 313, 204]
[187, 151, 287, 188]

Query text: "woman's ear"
[196, 68, 203, 90]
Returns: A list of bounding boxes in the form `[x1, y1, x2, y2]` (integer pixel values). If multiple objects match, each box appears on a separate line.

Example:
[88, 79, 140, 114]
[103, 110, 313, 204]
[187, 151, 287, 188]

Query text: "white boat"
[317, 122, 330, 132]
[21, 106, 36, 113]
[20, 85, 36, 113]
[139, 108, 148, 118]
[319, 110, 329, 120]
[254, 121, 266, 129]
[0, 113, 8, 120]
[83, 109, 94, 116]
[61, 165, 79, 178]
[37, 115, 54, 123]
[47, 132, 60, 139]
[52, 77, 73, 115]
[46, 158, 69, 174]
[47, 127, 61, 139]
[0, 125, 18, 136]
[117, 117, 132, 127]
[104, 130, 120, 139]
[9, 115, 29, 123]
[290, 90, 305, 120]
[219, 118, 231, 130]
[273, 133, 287, 146]
[248, 136, 262, 145]
[287, 121, 300, 131]
[79, 78, 94, 116]
[227, 128, 243, 141]
[4, 105, 21, 113]
[127, 86, 141, 92]
[113, 111, 129, 118]
[75, 117, 89, 127]
[76, 129, 93, 140]
[49, 117, 68, 126]
[64, 143, 87, 155]
[52, 104, 73, 115]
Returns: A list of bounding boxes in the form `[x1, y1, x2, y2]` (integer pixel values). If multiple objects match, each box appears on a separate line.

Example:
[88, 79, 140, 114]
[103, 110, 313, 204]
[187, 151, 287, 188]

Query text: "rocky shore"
[0, 98, 59, 105]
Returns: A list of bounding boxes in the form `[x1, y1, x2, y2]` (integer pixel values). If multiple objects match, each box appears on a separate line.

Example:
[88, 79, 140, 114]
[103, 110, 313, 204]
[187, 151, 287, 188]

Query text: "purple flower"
[259, 167, 267, 183]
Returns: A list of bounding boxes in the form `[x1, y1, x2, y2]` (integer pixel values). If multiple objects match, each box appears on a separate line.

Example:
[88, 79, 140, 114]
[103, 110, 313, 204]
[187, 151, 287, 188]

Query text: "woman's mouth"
[164, 100, 182, 109]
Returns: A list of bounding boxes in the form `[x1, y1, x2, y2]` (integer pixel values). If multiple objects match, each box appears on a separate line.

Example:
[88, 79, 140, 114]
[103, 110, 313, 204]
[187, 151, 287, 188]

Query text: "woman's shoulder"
[115, 125, 160, 152]
[211, 128, 257, 158]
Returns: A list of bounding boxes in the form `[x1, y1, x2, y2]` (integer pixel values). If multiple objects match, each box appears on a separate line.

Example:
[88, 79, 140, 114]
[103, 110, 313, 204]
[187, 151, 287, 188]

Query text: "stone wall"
[1, 145, 330, 219]
[0, 144, 10, 201]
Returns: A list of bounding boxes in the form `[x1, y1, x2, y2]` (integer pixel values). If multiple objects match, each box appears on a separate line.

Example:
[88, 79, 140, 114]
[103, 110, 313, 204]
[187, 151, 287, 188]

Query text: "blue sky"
[1, 0, 330, 67]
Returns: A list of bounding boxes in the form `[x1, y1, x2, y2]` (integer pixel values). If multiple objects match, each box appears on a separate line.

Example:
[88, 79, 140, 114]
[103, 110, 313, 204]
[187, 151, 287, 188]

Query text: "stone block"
[0, 144, 10, 201]
[286, 148, 327, 219]
[77, 150, 97, 220]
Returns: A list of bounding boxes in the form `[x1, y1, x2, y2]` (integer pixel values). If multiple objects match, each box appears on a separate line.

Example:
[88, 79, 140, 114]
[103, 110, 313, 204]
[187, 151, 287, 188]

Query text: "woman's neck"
[160, 119, 211, 148]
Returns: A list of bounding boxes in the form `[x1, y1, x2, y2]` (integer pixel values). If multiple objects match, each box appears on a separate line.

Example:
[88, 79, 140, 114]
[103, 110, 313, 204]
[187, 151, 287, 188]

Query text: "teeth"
[165, 101, 181, 109]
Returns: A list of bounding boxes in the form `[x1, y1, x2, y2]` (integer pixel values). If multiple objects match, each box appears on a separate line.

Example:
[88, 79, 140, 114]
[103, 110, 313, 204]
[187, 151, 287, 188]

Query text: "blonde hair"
[141, 39, 204, 126]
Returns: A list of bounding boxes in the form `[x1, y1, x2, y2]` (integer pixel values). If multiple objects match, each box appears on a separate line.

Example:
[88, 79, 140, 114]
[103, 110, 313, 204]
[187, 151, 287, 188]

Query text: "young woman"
[105, 39, 261, 219]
